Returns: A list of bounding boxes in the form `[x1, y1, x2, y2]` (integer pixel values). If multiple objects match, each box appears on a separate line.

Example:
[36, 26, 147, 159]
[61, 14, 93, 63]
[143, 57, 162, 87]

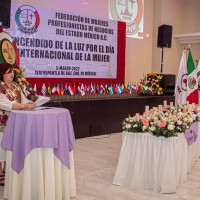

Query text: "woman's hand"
[24, 101, 36, 110]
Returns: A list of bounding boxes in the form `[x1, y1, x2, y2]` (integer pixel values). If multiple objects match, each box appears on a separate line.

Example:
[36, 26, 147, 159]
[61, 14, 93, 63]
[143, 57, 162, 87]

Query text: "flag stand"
[161, 47, 164, 73]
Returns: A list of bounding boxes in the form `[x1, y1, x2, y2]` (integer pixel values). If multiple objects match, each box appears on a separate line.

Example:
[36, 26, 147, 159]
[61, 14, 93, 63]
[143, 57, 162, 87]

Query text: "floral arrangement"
[14, 66, 30, 98]
[14, 66, 28, 86]
[137, 73, 163, 95]
[122, 104, 200, 138]
[122, 115, 149, 133]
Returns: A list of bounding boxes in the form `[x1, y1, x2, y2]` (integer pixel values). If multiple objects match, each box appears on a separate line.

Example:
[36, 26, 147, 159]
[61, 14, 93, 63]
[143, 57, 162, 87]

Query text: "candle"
[188, 104, 192, 112]
[136, 113, 140, 121]
[182, 107, 187, 113]
[192, 103, 195, 110]
[163, 100, 167, 108]
[150, 109, 154, 114]
[153, 107, 157, 111]
[170, 102, 173, 107]
[145, 106, 149, 117]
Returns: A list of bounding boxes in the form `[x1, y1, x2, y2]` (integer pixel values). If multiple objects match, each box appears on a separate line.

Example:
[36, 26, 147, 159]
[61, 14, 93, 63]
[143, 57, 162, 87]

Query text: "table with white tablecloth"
[113, 132, 190, 193]
[2, 108, 76, 200]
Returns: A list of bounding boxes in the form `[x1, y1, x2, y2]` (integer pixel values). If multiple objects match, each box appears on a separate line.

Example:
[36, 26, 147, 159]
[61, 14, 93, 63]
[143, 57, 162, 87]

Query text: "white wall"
[152, 0, 200, 77]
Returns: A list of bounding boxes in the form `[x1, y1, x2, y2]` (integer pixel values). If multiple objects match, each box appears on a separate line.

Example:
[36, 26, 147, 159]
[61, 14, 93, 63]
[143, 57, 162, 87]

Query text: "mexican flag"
[143, 84, 150, 94]
[186, 50, 198, 104]
[196, 60, 200, 102]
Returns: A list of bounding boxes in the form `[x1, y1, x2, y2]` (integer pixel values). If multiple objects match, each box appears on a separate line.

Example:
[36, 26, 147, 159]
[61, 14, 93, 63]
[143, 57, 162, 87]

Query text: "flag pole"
[161, 47, 164, 74]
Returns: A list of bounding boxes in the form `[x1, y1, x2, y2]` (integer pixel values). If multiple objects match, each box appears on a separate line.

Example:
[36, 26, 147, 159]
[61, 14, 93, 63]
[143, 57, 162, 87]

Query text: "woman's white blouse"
[0, 91, 29, 111]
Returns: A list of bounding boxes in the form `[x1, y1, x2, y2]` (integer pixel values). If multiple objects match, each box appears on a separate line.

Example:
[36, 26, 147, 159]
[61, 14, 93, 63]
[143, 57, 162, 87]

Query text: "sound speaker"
[159, 74, 176, 95]
[157, 24, 173, 48]
[0, 0, 11, 28]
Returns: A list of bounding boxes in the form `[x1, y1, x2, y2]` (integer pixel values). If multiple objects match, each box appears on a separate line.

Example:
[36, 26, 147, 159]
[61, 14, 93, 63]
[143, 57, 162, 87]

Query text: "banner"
[109, 0, 144, 39]
[8, 3, 118, 78]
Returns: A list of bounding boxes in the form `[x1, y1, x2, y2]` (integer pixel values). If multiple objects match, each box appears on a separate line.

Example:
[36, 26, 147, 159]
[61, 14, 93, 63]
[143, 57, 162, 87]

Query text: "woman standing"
[0, 62, 35, 186]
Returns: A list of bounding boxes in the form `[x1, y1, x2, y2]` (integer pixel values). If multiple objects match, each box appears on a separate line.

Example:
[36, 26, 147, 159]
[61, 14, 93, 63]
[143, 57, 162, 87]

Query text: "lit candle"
[170, 102, 173, 107]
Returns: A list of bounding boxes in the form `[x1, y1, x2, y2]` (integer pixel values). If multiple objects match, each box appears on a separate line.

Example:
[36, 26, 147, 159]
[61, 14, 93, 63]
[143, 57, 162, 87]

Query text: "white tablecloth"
[113, 132, 188, 193]
[4, 148, 76, 200]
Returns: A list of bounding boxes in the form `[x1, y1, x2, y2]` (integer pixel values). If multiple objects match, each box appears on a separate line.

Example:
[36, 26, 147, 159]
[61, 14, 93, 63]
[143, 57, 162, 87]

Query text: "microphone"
[26, 89, 40, 96]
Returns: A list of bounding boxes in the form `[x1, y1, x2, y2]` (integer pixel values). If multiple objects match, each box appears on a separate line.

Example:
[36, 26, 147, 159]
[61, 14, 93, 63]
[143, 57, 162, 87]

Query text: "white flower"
[189, 118, 193, 123]
[142, 126, 147, 131]
[177, 120, 182, 125]
[173, 115, 177, 119]
[165, 113, 169, 117]
[162, 118, 167, 122]
[129, 118, 133, 123]
[133, 124, 138, 128]
[177, 112, 183, 116]
[168, 125, 175, 130]
[150, 126, 155, 131]
[154, 117, 158, 122]
[126, 124, 131, 129]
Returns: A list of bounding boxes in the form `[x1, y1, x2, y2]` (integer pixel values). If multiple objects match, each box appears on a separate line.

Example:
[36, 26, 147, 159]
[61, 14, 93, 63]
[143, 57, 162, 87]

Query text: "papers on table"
[35, 96, 51, 107]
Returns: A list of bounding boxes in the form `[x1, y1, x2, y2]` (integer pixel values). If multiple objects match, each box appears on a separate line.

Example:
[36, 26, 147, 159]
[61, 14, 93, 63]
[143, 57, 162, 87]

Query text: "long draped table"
[1, 107, 76, 200]
[113, 127, 200, 193]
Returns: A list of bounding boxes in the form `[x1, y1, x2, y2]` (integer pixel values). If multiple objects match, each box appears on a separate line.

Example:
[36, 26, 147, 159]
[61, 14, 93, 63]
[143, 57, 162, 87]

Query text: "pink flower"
[142, 118, 149, 127]
[179, 117, 185, 122]
[182, 108, 187, 113]
[158, 122, 166, 127]
[164, 109, 170, 113]
[194, 108, 198, 113]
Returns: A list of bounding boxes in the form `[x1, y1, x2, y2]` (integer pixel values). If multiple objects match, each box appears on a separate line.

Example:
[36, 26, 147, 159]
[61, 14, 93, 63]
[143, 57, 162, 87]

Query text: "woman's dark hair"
[0, 62, 14, 81]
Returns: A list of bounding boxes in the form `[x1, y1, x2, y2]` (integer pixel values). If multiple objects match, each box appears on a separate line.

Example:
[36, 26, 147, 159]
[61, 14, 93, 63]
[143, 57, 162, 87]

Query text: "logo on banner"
[181, 74, 187, 91]
[110, 0, 143, 36]
[15, 5, 40, 34]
